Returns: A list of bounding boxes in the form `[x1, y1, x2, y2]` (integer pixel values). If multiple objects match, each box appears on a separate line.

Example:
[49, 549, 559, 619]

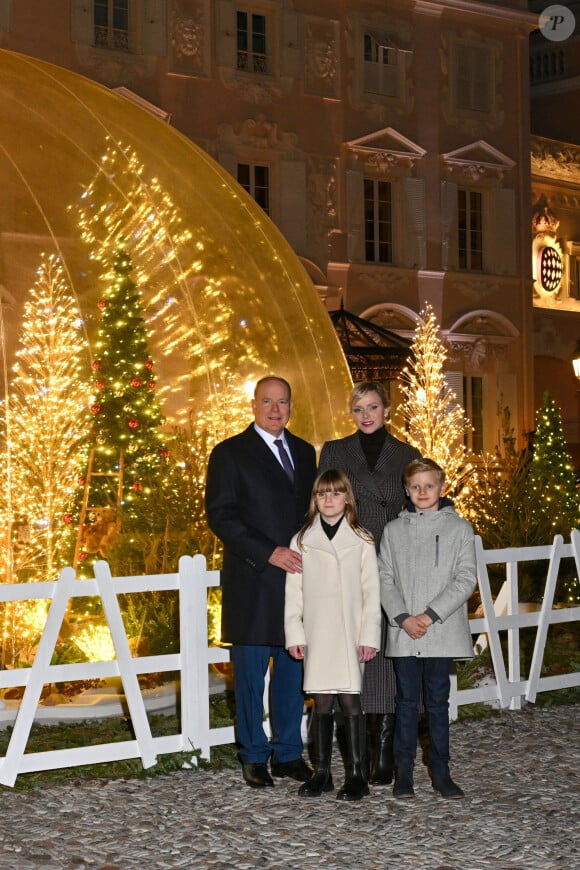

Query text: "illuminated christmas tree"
[75, 247, 167, 576]
[0, 255, 90, 664]
[394, 302, 474, 507]
[0, 254, 90, 582]
[528, 392, 579, 532]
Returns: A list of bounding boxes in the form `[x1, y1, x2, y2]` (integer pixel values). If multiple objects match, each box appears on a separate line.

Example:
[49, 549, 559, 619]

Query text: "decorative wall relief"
[304, 16, 340, 98]
[169, 0, 208, 77]
[306, 156, 338, 267]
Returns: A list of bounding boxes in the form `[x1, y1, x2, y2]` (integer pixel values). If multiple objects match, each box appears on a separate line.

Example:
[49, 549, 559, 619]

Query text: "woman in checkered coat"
[319, 381, 420, 786]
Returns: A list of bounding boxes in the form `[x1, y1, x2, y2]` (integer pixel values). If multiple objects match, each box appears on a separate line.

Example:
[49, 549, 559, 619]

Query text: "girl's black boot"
[299, 713, 334, 797]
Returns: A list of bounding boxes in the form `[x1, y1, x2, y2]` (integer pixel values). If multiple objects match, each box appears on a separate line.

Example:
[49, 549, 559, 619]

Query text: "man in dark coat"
[205, 375, 317, 788]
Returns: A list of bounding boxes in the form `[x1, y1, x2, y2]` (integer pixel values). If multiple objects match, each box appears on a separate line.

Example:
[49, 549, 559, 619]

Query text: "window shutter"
[346, 170, 364, 262]
[0, 0, 13, 30]
[70, 0, 93, 45]
[489, 188, 516, 275]
[444, 371, 464, 410]
[280, 11, 301, 78]
[401, 177, 426, 269]
[141, 0, 167, 56]
[441, 180, 458, 271]
[279, 159, 306, 252]
[216, 151, 238, 180]
[216, 0, 236, 67]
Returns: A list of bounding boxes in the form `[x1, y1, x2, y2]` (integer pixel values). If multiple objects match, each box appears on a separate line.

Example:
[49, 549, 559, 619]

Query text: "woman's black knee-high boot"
[369, 713, 395, 785]
[299, 713, 334, 797]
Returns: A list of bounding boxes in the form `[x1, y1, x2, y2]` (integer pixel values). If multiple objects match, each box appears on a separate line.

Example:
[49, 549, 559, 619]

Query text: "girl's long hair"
[296, 469, 374, 549]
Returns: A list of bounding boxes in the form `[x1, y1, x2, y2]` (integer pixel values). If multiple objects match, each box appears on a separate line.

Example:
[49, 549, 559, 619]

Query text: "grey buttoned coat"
[379, 505, 477, 660]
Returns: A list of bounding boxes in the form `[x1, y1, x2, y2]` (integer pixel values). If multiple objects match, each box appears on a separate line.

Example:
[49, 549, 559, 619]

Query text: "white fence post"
[506, 559, 521, 711]
[94, 560, 157, 769]
[0, 567, 75, 787]
[525, 535, 564, 703]
[178, 554, 200, 760]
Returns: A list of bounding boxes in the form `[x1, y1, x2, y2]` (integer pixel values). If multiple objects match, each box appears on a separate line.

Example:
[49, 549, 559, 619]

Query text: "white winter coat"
[284, 516, 381, 693]
[379, 505, 476, 660]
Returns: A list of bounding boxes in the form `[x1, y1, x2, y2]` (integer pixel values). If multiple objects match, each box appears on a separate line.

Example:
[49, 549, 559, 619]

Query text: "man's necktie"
[274, 439, 294, 483]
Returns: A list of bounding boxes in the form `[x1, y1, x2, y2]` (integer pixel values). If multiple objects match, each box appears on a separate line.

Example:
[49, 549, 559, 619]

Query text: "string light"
[394, 302, 474, 511]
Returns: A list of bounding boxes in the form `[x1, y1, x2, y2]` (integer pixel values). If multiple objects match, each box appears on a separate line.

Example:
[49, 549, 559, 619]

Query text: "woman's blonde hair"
[297, 469, 374, 548]
[349, 380, 388, 411]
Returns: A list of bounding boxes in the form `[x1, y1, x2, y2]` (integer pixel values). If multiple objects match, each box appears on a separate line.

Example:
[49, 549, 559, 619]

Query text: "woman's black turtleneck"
[357, 425, 387, 471]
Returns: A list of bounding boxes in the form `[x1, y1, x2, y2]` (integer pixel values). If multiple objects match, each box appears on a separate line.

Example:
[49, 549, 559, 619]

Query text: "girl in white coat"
[285, 469, 381, 801]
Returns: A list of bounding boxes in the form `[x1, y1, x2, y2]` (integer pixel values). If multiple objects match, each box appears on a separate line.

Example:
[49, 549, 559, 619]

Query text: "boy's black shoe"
[393, 766, 415, 799]
[432, 771, 464, 799]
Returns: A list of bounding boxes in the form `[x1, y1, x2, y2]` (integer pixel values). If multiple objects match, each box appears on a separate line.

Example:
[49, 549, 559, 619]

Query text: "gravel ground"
[0, 704, 577, 870]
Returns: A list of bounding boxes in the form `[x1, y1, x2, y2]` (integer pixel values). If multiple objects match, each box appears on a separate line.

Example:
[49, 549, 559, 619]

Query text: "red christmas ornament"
[94, 379, 105, 390]
[90, 403, 102, 415]
[77, 477, 85, 486]
[92, 360, 101, 371]
[128, 417, 140, 429]
[62, 513, 73, 524]
[132, 481, 144, 493]
[159, 448, 169, 459]
[78, 551, 88, 562]
[144, 359, 154, 370]
[148, 380, 156, 390]
[97, 299, 107, 310]
[130, 377, 142, 388]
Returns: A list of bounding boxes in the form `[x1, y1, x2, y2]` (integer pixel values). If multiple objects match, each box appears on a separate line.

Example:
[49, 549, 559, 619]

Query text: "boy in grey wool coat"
[378, 458, 477, 800]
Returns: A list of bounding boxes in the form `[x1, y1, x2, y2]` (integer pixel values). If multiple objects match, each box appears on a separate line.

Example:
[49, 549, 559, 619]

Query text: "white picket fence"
[0, 535, 578, 787]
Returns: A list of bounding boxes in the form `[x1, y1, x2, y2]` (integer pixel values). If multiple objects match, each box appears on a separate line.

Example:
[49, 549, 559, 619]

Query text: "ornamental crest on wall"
[532, 206, 563, 298]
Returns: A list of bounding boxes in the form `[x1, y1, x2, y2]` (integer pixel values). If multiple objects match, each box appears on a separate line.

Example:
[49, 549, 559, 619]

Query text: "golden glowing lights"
[394, 302, 474, 507]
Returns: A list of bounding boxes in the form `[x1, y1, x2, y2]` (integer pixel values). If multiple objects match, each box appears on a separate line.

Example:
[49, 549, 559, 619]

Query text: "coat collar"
[306, 514, 359, 553]
[341, 431, 404, 498]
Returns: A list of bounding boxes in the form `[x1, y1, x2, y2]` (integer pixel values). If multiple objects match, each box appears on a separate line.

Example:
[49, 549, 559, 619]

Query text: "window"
[456, 44, 491, 113]
[530, 50, 565, 84]
[363, 33, 399, 97]
[567, 246, 580, 300]
[364, 179, 392, 264]
[458, 189, 483, 271]
[237, 10, 268, 74]
[94, 0, 129, 51]
[238, 163, 270, 214]
[463, 376, 484, 454]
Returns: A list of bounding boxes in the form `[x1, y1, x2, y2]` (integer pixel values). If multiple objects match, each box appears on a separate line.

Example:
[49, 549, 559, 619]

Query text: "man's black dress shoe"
[270, 757, 313, 782]
[242, 762, 274, 788]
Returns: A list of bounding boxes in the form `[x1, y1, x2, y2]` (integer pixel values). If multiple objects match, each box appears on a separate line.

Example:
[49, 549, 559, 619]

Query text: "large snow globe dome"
[0, 50, 352, 446]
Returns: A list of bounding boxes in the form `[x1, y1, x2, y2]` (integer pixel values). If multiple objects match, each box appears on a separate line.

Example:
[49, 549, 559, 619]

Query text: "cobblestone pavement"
[0, 705, 577, 870]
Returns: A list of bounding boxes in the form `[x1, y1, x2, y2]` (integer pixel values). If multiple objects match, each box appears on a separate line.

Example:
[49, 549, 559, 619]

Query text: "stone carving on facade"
[169, 0, 206, 76]
[532, 204, 564, 301]
[304, 16, 339, 97]
[306, 156, 338, 267]
[217, 116, 298, 154]
[75, 46, 155, 85]
[531, 136, 580, 183]
[358, 269, 414, 297]
[217, 68, 290, 104]
[448, 278, 502, 301]
[346, 128, 426, 177]
[441, 141, 515, 183]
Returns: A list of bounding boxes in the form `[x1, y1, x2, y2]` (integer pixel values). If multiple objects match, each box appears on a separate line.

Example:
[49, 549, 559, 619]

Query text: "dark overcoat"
[205, 424, 316, 646]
